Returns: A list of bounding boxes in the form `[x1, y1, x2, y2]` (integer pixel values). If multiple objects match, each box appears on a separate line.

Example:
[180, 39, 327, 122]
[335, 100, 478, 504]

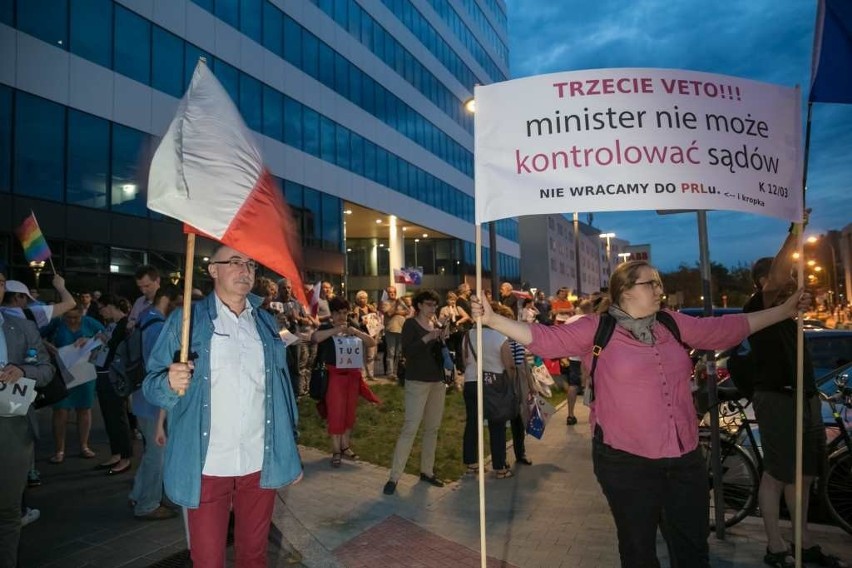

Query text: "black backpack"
[587, 311, 686, 403]
[108, 316, 164, 397]
[724, 340, 755, 399]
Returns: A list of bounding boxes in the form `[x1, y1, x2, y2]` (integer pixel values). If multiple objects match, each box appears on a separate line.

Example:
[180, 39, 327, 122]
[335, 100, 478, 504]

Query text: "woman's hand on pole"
[469, 295, 493, 325]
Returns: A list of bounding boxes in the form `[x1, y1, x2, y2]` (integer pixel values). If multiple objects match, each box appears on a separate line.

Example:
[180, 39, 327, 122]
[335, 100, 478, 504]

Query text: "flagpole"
[177, 233, 196, 396]
[475, 223, 487, 568]
[792, 98, 811, 568]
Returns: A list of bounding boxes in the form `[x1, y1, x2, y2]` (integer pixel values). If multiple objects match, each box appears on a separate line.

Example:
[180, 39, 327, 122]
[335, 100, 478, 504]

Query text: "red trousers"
[187, 471, 276, 567]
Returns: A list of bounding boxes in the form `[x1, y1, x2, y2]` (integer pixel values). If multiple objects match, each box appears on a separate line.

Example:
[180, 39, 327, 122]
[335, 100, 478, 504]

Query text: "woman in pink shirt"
[470, 260, 809, 568]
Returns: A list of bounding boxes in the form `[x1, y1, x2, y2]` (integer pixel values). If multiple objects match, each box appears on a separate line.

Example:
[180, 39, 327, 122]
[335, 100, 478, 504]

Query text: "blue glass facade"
[0, 0, 520, 282]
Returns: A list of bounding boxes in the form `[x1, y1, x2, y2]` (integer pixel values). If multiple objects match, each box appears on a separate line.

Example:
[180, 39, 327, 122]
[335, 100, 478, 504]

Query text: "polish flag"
[148, 60, 306, 304]
[306, 281, 321, 316]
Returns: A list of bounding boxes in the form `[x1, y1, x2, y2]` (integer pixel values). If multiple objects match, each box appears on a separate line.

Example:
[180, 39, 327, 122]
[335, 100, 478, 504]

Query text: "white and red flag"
[148, 60, 306, 303]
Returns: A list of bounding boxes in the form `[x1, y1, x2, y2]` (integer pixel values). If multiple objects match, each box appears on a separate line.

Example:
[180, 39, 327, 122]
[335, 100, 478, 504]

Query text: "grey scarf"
[608, 305, 657, 345]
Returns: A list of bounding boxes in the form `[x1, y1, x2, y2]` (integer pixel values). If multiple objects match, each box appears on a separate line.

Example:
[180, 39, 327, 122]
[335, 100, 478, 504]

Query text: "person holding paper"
[143, 245, 302, 567]
[312, 297, 377, 467]
[469, 260, 812, 568]
[0, 270, 54, 568]
[43, 306, 105, 463]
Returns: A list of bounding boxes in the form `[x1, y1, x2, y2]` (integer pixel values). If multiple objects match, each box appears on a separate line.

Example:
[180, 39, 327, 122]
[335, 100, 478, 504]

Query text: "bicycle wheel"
[821, 448, 852, 535]
[702, 437, 760, 529]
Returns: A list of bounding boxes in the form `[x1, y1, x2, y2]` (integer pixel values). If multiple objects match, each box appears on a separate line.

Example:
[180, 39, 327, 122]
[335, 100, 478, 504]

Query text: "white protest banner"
[333, 336, 363, 369]
[474, 68, 803, 224]
[0, 378, 37, 417]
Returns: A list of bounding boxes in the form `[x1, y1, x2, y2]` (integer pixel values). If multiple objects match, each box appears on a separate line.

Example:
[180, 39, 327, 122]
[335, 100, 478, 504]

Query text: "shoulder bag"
[467, 333, 518, 423]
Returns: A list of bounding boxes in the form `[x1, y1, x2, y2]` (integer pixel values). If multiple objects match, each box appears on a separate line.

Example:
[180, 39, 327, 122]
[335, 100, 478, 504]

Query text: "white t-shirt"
[463, 328, 508, 383]
[0, 305, 54, 330]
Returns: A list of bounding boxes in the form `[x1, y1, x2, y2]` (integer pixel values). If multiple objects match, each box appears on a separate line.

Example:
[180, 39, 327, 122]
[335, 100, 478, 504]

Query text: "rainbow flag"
[15, 213, 52, 263]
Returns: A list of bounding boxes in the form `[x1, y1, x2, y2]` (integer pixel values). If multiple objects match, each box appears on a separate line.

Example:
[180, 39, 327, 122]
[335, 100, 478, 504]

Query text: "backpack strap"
[588, 313, 616, 403]
[587, 311, 687, 403]
[22, 307, 37, 323]
[138, 316, 165, 333]
[656, 310, 688, 350]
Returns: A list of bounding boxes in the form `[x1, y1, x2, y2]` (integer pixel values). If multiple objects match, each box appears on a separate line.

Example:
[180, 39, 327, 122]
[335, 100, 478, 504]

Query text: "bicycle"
[699, 371, 852, 534]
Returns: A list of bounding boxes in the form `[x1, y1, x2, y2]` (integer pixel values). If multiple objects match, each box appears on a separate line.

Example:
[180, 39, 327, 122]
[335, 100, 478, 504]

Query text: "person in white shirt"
[1, 275, 76, 329]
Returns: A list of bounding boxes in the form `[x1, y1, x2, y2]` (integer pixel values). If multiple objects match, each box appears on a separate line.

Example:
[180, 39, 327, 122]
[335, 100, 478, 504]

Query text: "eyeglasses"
[634, 280, 663, 290]
[209, 258, 258, 271]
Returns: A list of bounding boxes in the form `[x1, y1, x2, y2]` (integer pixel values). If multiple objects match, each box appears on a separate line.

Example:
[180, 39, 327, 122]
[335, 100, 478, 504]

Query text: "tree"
[660, 262, 753, 308]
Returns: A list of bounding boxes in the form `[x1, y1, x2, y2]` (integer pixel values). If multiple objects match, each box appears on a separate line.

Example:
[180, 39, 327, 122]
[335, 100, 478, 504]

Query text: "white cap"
[5, 280, 36, 302]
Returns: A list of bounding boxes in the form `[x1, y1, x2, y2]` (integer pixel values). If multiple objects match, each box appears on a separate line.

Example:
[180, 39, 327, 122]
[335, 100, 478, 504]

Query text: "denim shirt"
[143, 293, 301, 508]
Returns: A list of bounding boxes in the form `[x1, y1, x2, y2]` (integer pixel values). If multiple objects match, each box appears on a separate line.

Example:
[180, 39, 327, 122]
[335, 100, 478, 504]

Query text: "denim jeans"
[129, 415, 166, 515]
[592, 439, 709, 568]
[384, 332, 402, 377]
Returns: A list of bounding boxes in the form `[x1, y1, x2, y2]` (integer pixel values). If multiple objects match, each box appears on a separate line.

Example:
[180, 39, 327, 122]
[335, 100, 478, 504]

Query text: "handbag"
[34, 369, 68, 409]
[467, 332, 518, 423]
[482, 370, 517, 423]
[526, 403, 546, 439]
[309, 362, 328, 400]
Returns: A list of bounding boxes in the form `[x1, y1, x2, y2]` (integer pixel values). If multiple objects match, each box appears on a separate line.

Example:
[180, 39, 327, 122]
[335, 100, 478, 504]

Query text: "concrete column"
[388, 215, 404, 294]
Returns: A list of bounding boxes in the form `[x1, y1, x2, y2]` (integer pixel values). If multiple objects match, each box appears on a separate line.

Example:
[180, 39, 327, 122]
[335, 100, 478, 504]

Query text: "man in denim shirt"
[143, 245, 302, 567]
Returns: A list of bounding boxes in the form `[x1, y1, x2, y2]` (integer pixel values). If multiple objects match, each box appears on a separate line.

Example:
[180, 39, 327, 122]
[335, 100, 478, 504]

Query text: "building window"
[0, 85, 10, 193]
[240, 0, 262, 42]
[262, 1, 283, 56]
[111, 124, 149, 217]
[17, 0, 68, 48]
[152, 27, 185, 98]
[14, 92, 65, 202]
[67, 109, 109, 209]
[214, 59, 239, 108]
[239, 74, 262, 133]
[214, 0, 239, 29]
[320, 193, 341, 251]
[114, 5, 151, 85]
[262, 85, 283, 141]
[70, 0, 112, 68]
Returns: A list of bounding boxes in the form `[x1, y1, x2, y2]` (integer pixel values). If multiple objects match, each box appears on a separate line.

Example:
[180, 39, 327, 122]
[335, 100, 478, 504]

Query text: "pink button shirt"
[527, 310, 750, 459]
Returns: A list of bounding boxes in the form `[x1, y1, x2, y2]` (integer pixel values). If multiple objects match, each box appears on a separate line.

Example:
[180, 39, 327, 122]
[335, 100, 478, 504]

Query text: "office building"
[0, 0, 518, 298]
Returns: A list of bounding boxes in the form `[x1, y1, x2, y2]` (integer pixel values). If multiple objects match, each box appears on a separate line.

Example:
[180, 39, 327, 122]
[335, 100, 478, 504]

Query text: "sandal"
[763, 546, 795, 568]
[331, 453, 342, 468]
[341, 447, 359, 461]
[796, 545, 848, 568]
[80, 447, 96, 459]
[495, 468, 514, 480]
[49, 451, 65, 464]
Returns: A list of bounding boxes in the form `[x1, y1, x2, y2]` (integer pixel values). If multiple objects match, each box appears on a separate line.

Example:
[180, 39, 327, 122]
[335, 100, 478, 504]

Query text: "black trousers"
[592, 439, 709, 568]
[463, 382, 526, 468]
[96, 374, 133, 459]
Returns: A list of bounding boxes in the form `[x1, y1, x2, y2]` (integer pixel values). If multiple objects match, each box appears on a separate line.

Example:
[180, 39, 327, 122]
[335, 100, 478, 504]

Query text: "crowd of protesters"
[8, 240, 846, 568]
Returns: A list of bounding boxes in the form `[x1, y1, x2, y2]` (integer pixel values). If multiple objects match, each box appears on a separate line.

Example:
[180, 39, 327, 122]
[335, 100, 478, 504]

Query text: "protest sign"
[0, 378, 37, 417]
[474, 68, 803, 224]
[333, 336, 364, 369]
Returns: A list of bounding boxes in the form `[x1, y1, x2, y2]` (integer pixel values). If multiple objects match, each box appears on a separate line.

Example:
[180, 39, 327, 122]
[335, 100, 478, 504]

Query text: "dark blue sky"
[505, 0, 851, 271]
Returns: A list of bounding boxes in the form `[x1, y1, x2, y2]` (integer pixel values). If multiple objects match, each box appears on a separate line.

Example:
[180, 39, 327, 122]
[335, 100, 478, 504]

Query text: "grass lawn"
[296, 383, 566, 481]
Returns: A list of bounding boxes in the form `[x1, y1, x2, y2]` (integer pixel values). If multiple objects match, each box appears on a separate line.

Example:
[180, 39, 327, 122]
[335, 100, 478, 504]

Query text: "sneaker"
[21, 507, 40, 527]
[27, 469, 41, 488]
